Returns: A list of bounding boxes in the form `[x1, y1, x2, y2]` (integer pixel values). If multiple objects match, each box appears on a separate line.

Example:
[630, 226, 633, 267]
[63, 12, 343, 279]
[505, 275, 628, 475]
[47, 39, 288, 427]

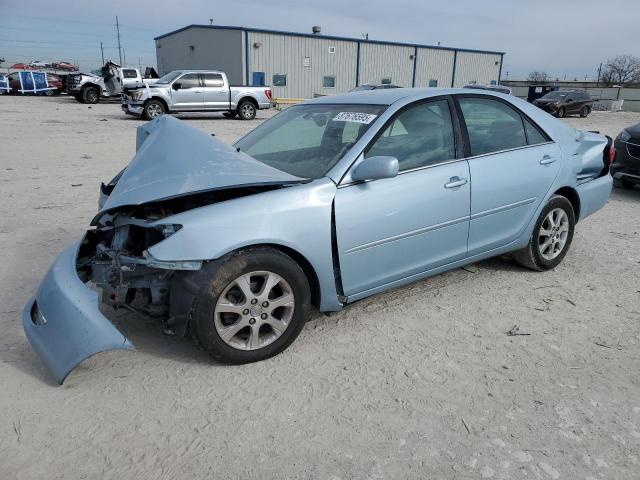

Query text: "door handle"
[539, 155, 556, 165]
[444, 177, 468, 189]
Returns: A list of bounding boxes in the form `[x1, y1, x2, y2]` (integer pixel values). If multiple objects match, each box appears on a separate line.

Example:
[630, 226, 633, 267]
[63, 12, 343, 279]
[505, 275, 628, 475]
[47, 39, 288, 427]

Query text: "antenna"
[115, 15, 123, 65]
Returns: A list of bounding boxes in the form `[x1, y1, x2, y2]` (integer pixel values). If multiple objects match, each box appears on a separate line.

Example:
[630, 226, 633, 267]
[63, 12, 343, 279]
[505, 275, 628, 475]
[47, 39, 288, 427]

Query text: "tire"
[142, 99, 166, 120]
[189, 247, 311, 364]
[556, 107, 566, 118]
[580, 106, 590, 118]
[223, 111, 237, 119]
[237, 99, 257, 120]
[614, 177, 635, 189]
[513, 195, 575, 271]
[82, 86, 100, 104]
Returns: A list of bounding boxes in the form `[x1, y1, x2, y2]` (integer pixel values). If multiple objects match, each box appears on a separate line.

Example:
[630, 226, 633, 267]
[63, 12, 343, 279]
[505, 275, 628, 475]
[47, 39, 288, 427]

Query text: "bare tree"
[601, 55, 640, 85]
[527, 71, 550, 83]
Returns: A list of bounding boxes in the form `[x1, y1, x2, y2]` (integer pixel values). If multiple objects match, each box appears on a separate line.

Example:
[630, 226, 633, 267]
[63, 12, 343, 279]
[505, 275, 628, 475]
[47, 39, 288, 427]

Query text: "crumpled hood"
[98, 116, 304, 214]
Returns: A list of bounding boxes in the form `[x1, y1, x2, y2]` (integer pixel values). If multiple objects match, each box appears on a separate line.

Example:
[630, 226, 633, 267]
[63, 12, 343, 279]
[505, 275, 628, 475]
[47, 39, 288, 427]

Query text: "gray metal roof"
[155, 25, 505, 56]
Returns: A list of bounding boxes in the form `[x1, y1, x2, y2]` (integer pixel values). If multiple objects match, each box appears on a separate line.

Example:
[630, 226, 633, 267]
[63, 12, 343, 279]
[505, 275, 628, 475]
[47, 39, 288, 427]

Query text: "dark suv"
[533, 90, 593, 118]
[611, 123, 640, 189]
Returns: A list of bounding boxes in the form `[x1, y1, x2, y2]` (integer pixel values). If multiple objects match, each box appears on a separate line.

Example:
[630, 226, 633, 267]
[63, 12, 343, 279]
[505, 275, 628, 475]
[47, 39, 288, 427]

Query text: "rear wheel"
[189, 247, 310, 364]
[142, 99, 165, 120]
[223, 111, 237, 119]
[237, 100, 257, 120]
[82, 86, 100, 104]
[513, 195, 575, 271]
[580, 106, 590, 118]
[556, 107, 566, 118]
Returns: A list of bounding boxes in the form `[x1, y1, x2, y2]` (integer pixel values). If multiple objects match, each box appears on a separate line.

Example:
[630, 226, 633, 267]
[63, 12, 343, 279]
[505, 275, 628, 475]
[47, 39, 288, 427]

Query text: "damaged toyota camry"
[23, 88, 614, 383]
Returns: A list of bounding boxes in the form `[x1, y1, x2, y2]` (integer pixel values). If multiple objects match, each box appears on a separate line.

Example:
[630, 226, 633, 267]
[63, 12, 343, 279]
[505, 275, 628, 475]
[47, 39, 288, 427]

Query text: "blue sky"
[1, 0, 637, 79]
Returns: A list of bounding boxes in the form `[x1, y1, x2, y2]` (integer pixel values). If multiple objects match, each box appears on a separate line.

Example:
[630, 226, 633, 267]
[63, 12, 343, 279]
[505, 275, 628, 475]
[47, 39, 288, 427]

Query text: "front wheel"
[82, 86, 100, 104]
[237, 100, 257, 120]
[513, 195, 575, 271]
[142, 99, 165, 120]
[189, 247, 310, 364]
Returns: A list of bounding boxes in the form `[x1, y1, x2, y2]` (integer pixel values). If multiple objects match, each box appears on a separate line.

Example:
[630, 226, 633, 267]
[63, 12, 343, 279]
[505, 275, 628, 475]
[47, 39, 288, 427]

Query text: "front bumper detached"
[22, 240, 133, 384]
[122, 102, 144, 116]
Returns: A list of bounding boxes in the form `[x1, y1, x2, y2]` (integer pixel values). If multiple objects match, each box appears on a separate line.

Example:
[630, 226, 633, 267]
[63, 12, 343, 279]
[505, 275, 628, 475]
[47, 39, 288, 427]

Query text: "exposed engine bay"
[78, 185, 285, 335]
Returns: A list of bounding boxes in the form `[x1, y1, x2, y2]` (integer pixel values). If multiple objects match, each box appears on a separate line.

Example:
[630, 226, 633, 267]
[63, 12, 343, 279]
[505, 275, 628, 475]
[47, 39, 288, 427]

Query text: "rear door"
[456, 95, 562, 256]
[170, 73, 203, 110]
[202, 73, 229, 110]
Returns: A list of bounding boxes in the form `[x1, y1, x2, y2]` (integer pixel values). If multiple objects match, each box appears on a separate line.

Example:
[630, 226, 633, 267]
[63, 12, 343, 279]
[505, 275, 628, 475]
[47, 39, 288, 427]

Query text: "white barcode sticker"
[332, 112, 378, 124]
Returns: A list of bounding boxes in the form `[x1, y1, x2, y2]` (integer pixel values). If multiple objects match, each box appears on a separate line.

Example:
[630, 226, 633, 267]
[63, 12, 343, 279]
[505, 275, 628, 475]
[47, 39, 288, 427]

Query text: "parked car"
[22, 88, 614, 384]
[9, 63, 33, 70]
[463, 83, 512, 95]
[533, 90, 593, 118]
[121, 70, 272, 120]
[611, 123, 640, 188]
[29, 60, 51, 68]
[52, 61, 78, 71]
[350, 83, 402, 92]
[6, 71, 58, 95]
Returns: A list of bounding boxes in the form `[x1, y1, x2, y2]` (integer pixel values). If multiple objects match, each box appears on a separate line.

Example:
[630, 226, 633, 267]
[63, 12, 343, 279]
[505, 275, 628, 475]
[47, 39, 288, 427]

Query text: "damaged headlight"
[159, 224, 182, 238]
[617, 130, 631, 142]
[130, 90, 145, 101]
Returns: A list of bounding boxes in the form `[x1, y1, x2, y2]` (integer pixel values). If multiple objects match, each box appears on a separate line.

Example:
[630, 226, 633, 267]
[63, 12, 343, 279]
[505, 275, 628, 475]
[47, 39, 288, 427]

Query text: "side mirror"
[172, 82, 182, 90]
[351, 156, 399, 182]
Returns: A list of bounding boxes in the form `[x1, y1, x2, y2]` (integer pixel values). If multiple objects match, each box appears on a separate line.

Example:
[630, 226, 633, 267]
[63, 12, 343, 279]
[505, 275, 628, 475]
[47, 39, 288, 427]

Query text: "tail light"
[600, 135, 615, 177]
[608, 143, 616, 166]
[264, 89, 272, 101]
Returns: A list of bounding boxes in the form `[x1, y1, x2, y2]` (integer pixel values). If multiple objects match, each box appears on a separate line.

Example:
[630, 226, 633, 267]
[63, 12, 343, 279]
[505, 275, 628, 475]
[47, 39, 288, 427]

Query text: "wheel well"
[238, 96, 258, 109]
[233, 244, 321, 308]
[554, 186, 581, 221]
[82, 83, 100, 91]
[145, 96, 168, 111]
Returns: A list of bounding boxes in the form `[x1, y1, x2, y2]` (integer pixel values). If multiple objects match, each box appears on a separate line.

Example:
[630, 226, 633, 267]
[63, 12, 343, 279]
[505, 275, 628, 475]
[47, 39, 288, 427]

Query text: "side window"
[458, 97, 527, 156]
[202, 73, 224, 87]
[176, 73, 200, 89]
[366, 99, 456, 171]
[122, 69, 138, 79]
[524, 118, 548, 145]
[273, 74, 287, 87]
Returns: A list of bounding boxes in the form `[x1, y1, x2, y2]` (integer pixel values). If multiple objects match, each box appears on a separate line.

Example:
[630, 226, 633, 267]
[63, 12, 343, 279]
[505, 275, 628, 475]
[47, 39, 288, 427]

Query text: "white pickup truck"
[121, 70, 272, 120]
[67, 61, 157, 104]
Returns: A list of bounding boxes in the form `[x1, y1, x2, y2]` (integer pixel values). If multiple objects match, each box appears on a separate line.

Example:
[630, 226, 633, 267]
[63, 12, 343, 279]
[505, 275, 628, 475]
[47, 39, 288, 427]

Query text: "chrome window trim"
[337, 141, 556, 188]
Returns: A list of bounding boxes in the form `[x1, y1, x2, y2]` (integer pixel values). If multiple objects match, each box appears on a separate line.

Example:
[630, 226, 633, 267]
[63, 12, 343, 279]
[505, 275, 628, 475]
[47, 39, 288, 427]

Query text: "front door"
[456, 96, 562, 255]
[202, 73, 229, 109]
[170, 73, 203, 110]
[335, 98, 471, 297]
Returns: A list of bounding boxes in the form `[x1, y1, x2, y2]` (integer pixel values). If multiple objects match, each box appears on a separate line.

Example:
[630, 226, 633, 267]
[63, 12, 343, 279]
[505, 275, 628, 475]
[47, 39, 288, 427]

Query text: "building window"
[381, 77, 392, 85]
[273, 74, 287, 87]
[428, 79, 438, 87]
[328, 46, 336, 54]
[323, 76, 336, 88]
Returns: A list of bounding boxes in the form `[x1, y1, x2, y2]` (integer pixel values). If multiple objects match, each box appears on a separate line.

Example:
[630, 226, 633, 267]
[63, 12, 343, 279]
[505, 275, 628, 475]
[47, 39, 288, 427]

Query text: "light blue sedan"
[23, 88, 614, 383]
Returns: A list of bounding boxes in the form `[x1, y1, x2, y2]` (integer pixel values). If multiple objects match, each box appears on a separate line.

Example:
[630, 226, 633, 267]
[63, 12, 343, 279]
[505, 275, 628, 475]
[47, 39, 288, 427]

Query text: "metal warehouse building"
[155, 25, 505, 99]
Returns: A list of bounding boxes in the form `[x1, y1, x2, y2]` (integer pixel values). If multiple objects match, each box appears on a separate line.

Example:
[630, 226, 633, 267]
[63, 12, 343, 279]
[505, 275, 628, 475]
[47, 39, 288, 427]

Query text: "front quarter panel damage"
[147, 178, 342, 312]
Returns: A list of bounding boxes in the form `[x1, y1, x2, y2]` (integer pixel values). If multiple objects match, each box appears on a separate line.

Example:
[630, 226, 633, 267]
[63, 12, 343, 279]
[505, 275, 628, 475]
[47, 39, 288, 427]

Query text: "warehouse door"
[252, 72, 265, 86]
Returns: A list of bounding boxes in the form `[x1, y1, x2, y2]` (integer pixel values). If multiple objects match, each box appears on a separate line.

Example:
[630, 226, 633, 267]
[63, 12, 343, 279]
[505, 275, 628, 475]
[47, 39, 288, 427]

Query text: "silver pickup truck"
[122, 70, 272, 120]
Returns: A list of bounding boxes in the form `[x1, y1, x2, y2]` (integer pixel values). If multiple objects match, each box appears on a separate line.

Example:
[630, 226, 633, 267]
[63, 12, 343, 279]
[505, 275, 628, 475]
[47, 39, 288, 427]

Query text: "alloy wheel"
[538, 208, 569, 261]
[214, 271, 295, 350]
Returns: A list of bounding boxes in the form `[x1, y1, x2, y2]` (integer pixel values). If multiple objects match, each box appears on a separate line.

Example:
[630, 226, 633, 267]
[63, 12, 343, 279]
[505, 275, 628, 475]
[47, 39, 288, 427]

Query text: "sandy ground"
[1, 96, 639, 480]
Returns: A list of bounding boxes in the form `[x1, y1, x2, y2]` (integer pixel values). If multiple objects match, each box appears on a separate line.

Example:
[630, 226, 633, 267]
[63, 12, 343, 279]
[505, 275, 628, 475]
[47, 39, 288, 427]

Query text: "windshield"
[155, 71, 183, 85]
[541, 91, 568, 100]
[350, 85, 376, 91]
[235, 104, 387, 178]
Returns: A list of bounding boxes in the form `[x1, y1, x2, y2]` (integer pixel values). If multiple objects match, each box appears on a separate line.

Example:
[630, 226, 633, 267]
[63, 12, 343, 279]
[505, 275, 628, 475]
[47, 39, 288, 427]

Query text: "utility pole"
[122, 48, 126, 67]
[116, 15, 123, 65]
[100, 42, 104, 65]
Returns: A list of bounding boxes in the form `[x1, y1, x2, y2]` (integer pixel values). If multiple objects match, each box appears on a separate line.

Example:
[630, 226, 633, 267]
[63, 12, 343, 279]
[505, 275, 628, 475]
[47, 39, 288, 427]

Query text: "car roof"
[305, 87, 510, 106]
[171, 69, 224, 74]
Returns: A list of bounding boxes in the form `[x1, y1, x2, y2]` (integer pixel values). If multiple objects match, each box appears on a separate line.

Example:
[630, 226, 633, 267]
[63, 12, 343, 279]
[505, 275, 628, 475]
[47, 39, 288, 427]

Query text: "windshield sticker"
[333, 112, 378, 124]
